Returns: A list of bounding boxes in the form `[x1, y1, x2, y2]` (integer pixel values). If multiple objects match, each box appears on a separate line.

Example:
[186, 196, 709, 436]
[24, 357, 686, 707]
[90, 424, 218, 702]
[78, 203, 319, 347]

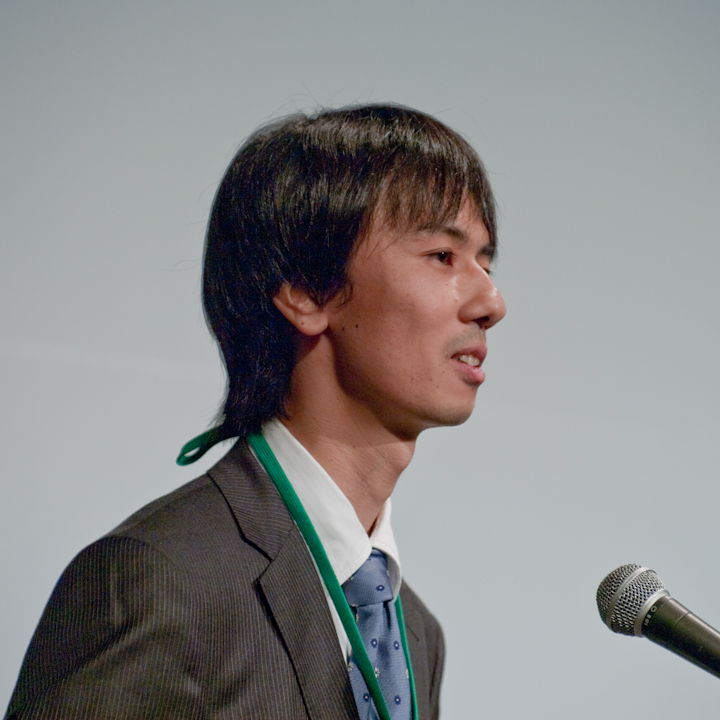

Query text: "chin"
[440, 409, 475, 427]
[419, 401, 477, 431]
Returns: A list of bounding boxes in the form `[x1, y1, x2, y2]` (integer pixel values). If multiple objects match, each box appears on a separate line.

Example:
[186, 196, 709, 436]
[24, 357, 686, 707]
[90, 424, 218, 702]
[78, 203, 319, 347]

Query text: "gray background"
[2, 1, 719, 717]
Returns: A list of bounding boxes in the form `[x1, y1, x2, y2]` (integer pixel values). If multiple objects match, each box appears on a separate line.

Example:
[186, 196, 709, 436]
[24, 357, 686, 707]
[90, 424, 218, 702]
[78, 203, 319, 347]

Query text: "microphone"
[596, 564, 720, 679]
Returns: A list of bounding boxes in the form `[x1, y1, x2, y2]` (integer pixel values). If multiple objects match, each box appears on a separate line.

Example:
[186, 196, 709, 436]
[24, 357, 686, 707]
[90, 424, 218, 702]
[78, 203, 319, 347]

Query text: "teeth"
[457, 354, 480, 367]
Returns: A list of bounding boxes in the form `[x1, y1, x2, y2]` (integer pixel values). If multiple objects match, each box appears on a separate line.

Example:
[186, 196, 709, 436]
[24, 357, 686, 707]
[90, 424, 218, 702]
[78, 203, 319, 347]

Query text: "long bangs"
[366, 121, 497, 255]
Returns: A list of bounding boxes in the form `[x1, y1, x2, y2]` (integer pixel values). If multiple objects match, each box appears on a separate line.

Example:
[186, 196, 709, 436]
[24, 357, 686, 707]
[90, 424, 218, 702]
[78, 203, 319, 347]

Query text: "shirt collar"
[262, 419, 402, 597]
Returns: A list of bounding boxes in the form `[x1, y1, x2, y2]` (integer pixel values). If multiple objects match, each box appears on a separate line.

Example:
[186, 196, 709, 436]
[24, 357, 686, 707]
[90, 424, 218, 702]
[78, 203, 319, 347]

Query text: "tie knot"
[343, 549, 393, 607]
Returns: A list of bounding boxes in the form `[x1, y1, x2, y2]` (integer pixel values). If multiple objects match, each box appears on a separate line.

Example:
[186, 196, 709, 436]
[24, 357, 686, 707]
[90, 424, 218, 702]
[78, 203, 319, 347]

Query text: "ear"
[273, 282, 329, 336]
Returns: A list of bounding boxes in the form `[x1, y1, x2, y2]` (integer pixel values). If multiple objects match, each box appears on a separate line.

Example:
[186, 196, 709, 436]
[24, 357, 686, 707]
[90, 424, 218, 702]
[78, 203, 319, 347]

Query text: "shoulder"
[26, 439, 295, 671]
[106, 471, 246, 571]
[44, 438, 306, 634]
[6, 442, 312, 718]
[105, 438, 294, 569]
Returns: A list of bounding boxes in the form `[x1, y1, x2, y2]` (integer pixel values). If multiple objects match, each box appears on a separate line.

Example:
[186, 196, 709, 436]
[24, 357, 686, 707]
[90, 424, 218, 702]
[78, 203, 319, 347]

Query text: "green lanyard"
[247, 433, 418, 720]
[176, 428, 418, 720]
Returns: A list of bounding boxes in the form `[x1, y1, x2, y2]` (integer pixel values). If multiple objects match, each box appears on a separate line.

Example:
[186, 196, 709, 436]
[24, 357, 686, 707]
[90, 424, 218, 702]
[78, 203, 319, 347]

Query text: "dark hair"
[203, 104, 497, 436]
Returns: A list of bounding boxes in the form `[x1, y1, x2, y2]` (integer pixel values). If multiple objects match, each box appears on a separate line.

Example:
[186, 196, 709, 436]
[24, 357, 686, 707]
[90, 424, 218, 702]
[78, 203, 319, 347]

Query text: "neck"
[280, 331, 422, 532]
[281, 408, 416, 533]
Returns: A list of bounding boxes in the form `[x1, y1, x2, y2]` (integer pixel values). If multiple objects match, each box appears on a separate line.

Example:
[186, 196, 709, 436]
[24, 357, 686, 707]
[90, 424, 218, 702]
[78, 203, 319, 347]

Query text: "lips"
[451, 346, 487, 384]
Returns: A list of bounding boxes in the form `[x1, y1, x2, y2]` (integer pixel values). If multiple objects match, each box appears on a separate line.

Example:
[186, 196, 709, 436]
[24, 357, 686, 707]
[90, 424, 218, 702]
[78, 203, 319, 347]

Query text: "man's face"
[324, 199, 506, 439]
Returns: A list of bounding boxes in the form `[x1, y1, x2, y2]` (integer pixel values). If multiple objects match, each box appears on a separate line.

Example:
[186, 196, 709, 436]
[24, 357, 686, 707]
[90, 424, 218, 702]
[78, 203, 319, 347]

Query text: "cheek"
[398, 282, 458, 334]
[333, 270, 457, 357]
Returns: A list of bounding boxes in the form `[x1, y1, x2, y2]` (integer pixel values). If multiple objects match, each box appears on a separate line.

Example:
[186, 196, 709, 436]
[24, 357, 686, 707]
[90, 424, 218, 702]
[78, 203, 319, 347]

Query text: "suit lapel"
[209, 441, 359, 720]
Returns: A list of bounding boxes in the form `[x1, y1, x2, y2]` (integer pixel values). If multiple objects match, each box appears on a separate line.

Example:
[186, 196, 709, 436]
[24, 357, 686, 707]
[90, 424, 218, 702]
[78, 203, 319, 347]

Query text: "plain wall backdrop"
[2, 1, 720, 717]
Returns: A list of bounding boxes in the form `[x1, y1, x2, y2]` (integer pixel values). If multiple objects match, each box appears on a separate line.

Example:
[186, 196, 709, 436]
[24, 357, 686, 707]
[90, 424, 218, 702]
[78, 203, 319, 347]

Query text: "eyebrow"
[415, 222, 496, 260]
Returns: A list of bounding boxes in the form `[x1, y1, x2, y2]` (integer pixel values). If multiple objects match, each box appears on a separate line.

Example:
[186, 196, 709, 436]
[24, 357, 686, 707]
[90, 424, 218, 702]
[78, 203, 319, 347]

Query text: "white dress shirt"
[261, 419, 402, 661]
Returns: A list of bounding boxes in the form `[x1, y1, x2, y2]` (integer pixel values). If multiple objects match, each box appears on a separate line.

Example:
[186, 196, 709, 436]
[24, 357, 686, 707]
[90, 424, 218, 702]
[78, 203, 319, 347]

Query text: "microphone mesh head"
[596, 564, 667, 635]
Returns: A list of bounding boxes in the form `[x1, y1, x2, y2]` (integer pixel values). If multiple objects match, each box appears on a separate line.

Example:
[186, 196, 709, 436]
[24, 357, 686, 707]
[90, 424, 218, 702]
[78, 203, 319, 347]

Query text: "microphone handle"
[642, 596, 720, 679]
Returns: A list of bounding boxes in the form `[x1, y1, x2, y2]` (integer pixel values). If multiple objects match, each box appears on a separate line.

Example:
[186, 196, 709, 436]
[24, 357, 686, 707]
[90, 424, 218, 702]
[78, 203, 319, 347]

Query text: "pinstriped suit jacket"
[6, 441, 444, 720]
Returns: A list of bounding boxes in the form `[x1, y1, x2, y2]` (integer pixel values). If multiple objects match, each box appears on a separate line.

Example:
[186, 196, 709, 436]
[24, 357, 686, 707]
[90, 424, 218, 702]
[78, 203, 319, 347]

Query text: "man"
[6, 105, 505, 720]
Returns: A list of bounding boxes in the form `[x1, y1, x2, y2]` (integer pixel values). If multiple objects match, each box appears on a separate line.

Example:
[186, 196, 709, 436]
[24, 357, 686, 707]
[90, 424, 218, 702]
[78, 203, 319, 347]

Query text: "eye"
[431, 251, 453, 265]
[477, 258, 494, 277]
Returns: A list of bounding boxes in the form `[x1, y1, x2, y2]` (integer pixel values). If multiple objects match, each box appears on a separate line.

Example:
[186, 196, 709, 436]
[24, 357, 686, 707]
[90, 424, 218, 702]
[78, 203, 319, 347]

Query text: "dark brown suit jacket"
[6, 441, 444, 720]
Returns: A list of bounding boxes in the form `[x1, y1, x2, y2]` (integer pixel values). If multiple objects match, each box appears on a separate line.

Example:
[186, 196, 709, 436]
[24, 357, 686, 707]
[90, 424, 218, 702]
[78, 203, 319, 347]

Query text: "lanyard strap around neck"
[247, 433, 418, 720]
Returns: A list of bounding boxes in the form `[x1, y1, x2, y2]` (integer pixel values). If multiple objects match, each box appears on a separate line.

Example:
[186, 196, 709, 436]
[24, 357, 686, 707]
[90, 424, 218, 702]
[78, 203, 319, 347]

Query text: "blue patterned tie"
[342, 550, 411, 720]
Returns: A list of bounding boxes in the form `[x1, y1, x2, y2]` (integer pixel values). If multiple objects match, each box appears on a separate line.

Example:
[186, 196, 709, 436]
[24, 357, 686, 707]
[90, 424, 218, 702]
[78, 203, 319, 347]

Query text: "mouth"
[451, 347, 487, 384]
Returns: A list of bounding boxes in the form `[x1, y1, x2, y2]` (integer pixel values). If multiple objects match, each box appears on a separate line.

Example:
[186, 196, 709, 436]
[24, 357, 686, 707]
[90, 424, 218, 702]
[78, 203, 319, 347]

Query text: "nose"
[462, 267, 506, 330]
